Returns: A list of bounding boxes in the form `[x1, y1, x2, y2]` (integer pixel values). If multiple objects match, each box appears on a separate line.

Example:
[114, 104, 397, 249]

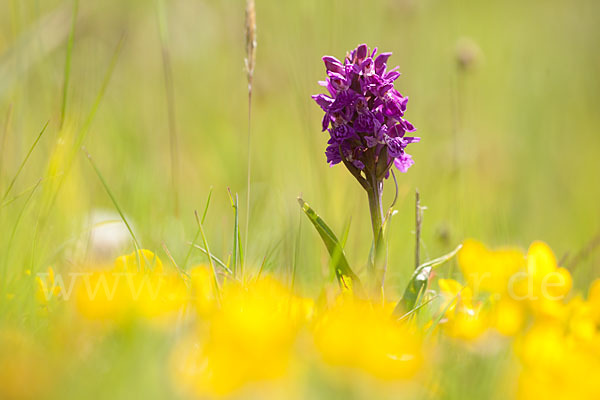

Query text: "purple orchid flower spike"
[311, 44, 421, 290]
[312, 44, 419, 176]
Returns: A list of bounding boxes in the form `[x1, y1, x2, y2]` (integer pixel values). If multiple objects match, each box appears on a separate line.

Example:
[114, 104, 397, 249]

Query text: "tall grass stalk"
[59, 0, 79, 130]
[1, 120, 48, 203]
[243, 0, 256, 270]
[44, 35, 125, 219]
[2, 179, 41, 288]
[156, 0, 180, 216]
[82, 148, 141, 256]
[182, 187, 212, 270]
[0, 105, 13, 187]
[415, 189, 422, 269]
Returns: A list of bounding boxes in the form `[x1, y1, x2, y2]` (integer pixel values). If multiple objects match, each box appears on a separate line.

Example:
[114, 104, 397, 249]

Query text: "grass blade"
[425, 288, 465, 338]
[1, 120, 48, 202]
[82, 148, 141, 253]
[0, 105, 13, 188]
[59, 0, 79, 129]
[393, 244, 462, 316]
[290, 217, 302, 292]
[227, 189, 240, 276]
[43, 35, 125, 219]
[2, 179, 42, 282]
[396, 295, 438, 322]
[161, 242, 190, 280]
[156, 0, 180, 216]
[1, 178, 48, 209]
[194, 210, 221, 302]
[188, 243, 233, 275]
[182, 187, 212, 269]
[298, 197, 362, 293]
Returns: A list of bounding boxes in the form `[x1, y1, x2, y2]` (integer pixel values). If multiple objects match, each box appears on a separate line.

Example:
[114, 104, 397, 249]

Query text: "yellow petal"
[527, 241, 557, 280]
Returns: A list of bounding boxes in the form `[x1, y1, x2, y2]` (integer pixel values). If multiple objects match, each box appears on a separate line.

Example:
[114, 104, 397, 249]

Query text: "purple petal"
[389, 123, 406, 138]
[365, 136, 380, 148]
[402, 119, 416, 132]
[360, 58, 374, 74]
[311, 94, 333, 111]
[394, 153, 414, 173]
[384, 70, 401, 82]
[322, 56, 344, 74]
[356, 44, 368, 62]
[352, 159, 365, 170]
[325, 144, 342, 166]
[321, 113, 331, 131]
[403, 136, 421, 144]
[374, 52, 392, 75]
[385, 136, 405, 157]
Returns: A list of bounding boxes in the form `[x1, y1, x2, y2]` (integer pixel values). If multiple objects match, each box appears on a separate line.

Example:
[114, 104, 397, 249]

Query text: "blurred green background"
[1, 0, 599, 299]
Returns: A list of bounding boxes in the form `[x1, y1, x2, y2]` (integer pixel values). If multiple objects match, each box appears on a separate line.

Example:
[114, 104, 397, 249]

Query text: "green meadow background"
[0, 0, 599, 397]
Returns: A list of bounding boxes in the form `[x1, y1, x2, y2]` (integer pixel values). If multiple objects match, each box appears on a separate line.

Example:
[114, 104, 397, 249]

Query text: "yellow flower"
[74, 250, 187, 323]
[189, 265, 218, 316]
[114, 249, 164, 273]
[454, 240, 573, 336]
[587, 279, 600, 322]
[35, 267, 62, 305]
[0, 329, 52, 400]
[516, 277, 600, 400]
[512, 241, 572, 317]
[516, 319, 600, 400]
[314, 297, 422, 380]
[458, 239, 524, 295]
[438, 278, 488, 340]
[491, 297, 525, 336]
[171, 276, 307, 397]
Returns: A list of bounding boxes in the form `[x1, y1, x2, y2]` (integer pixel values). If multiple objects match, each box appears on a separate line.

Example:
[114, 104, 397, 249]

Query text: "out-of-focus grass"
[0, 0, 599, 398]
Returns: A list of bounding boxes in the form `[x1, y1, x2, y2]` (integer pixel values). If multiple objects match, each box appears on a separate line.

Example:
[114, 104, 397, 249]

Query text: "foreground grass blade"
[156, 0, 180, 216]
[2, 179, 42, 281]
[1, 120, 48, 202]
[189, 243, 233, 275]
[59, 0, 79, 129]
[227, 189, 240, 276]
[43, 35, 125, 219]
[397, 295, 438, 322]
[425, 288, 465, 338]
[393, 244, 462, 316]
[298, 197, 362, 293]
[182, 187, 213, 270]
[83, 148, 141, 253]
[194, 210, 221, 302]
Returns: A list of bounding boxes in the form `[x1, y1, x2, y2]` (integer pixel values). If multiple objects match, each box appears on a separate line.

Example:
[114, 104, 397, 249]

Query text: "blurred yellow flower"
[458, 239, 524, 295]
[314, 297, 422, 380]
[74, 249, 187, 323]
[516, 319, 600, 400]
[438, 278, 488, 340]
[171, 276, 309, 397]
[490, 297, 525, 336]
[451, 240, 574, 338]
[0, 329, 52, 400]
[35, 266, 62, 305]
[189, 265, 217, 316]
[512, 241, 572, 316]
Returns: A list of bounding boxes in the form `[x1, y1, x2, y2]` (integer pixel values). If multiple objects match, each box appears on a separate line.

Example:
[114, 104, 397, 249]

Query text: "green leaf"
[393, 244, 462, 316]
[182, 187, 213, 270]
[227, 189, 240, 276]
[298, 197, 363, 293]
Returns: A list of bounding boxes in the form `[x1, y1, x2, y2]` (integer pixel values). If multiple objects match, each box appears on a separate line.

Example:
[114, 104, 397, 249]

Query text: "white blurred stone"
[85, 209, 133, 263]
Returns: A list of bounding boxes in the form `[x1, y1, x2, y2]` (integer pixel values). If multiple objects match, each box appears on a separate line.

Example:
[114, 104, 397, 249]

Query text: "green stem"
[367, 173, 385, 290]
[367, 179, 383, 249]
